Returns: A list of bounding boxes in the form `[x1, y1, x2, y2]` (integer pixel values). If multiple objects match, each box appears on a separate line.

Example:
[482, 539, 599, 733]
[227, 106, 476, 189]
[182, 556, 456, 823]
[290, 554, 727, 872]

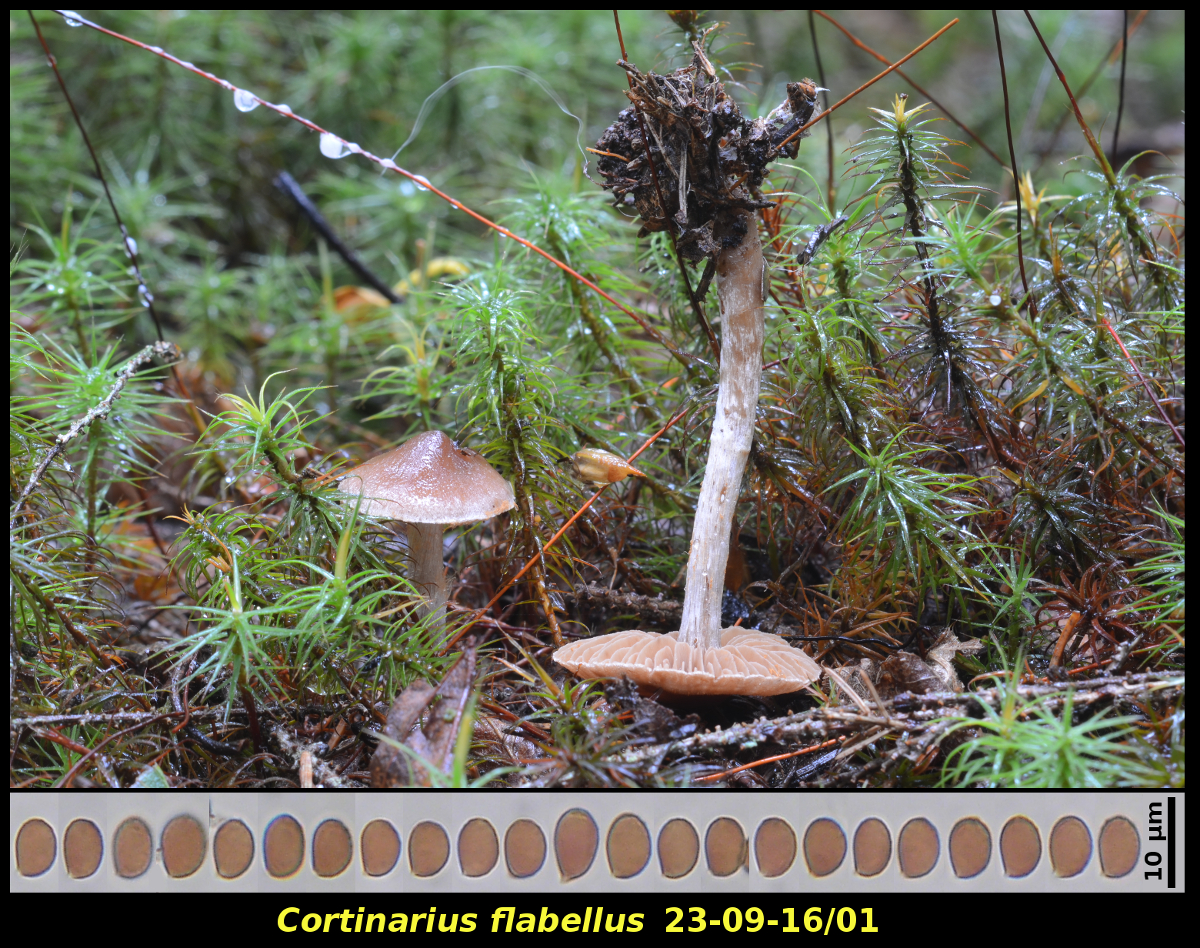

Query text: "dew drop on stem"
[61, 11, 83, 26]
[233, 89, 260, 113]
[319, 132, 351, 159]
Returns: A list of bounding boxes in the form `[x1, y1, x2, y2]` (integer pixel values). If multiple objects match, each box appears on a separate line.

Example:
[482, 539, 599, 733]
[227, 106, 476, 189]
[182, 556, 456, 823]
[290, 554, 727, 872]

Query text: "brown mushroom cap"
[339, 430, 514, 526]
[552, 628, 821, 696]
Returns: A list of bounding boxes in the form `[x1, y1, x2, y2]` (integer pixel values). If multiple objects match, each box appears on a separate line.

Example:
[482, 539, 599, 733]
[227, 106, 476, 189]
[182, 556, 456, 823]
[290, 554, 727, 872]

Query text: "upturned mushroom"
[339, 430, 515, 636]
[553, 43, 822, 696]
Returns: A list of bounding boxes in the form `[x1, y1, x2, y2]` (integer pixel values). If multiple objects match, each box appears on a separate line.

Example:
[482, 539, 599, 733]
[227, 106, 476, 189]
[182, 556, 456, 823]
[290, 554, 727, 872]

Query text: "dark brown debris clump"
[595, 34, 819, 260]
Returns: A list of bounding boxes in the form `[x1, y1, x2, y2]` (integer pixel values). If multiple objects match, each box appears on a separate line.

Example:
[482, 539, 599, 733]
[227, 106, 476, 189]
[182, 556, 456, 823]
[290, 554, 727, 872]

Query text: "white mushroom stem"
[406, 522, 448, 633]
[677, 211, 765, 651]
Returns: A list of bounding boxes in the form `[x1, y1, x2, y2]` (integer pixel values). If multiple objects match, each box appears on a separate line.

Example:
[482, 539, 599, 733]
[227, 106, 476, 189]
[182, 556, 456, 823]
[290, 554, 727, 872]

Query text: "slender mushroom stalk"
[677, 210, 764, 651]
[552, 44, 823, 696]
[404, 522, 451, 624]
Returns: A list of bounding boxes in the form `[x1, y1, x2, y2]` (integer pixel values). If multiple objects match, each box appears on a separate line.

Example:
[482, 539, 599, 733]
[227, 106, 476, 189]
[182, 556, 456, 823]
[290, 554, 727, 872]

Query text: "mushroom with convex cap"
[338, 430, 515, 636]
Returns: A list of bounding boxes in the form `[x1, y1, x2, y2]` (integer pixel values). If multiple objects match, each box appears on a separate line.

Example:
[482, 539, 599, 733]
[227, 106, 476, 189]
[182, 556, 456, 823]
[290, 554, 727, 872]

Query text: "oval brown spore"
[1098, 817, 1139, 878]
[948, 818, 991, 879]
[458, 818, 499, 877]
[898, 818, 939, 878]
[312, 819, 352, 878]
[803, 818, 846, 877]
[15, 818, 57, 877]
[853, 818, 891, 877]
[754, 817, 797, 878]
[63, 819, 103, 879]
[999, 816, 1041, 878]
[504, 819, 546, 878]
[607, 814, 651, 879]
[113, 817, 153, 879]
[409, 821, 450, 878]
[214, 819, 254, 879]
[263, 815, 305, 878]
[360, 820, 400, 877]
[162, 815, 206, 879]
[555, 809, 599, 881]
[658, 819, 698, 879]
[1049, 816, 1091, 878]
[705, 817, 746, 877]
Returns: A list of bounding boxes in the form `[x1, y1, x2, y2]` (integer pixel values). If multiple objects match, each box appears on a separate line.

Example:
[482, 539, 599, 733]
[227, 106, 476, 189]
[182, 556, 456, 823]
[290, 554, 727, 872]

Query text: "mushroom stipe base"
[11, 791, 1173, 892]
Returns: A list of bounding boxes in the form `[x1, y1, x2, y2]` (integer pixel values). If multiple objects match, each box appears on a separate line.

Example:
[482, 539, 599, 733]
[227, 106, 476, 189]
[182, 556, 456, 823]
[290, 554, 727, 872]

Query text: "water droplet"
[413, 175, 430, 191]
[61, 11, 83, 26]
[153, 194, 167, 207]
[124, 236, 138, 258]
[148, 46, 163, 54]
[380, 158, 398, 172]
[398, 180, 415, 197]
[233, 89, 259, 112]
[138, 285, 154, 307]
[319, 132, 350, 159]
[179, 61, 195, 70]
[989, 294, 1002, 307]
[278, 104, 293, 114]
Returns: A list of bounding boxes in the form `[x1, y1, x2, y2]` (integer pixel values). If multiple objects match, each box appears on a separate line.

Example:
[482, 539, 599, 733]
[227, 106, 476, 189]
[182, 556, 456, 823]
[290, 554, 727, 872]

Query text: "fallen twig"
[606, 670, 1182, 767]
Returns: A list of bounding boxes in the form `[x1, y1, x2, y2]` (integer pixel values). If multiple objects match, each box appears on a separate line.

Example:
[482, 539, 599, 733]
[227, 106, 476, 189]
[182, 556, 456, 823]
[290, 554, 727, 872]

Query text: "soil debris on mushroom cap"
[594, 35, 817, 258]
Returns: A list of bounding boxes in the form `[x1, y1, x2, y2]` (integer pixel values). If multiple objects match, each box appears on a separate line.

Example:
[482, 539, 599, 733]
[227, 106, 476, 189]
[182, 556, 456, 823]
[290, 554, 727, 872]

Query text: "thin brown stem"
[816, 10, 1005, 168]
[774, 19, 960, 154]
[992, 10, 1035, 317]
[807, 10, 835, 210]
[1111, 9, 1129, 162]
[1023, 9, 1162, 283]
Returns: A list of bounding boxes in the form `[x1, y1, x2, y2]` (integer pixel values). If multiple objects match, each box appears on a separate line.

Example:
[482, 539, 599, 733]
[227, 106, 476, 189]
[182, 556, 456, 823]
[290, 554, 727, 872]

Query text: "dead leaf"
[473, 715, 542, 765]
[369, 642, 478, 787]
[925, 627, 984, 692]
[836, 629, 985, 699]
